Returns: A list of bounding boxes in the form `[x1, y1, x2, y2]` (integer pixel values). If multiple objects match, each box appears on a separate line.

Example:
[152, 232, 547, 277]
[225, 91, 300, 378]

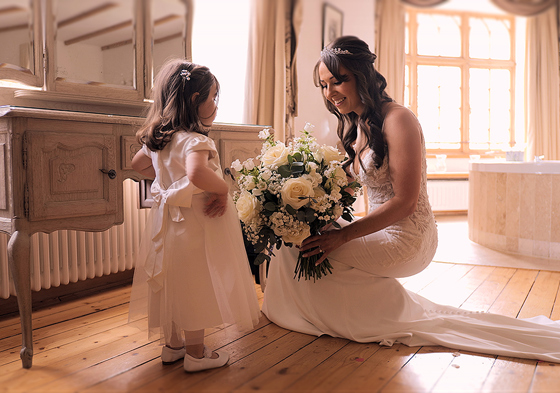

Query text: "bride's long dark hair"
[313, 36, 392, 171]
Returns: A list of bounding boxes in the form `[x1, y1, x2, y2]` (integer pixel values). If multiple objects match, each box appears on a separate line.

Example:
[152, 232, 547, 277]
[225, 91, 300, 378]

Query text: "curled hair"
[313, 36, 392, 170]
[137, 59, 220, 151]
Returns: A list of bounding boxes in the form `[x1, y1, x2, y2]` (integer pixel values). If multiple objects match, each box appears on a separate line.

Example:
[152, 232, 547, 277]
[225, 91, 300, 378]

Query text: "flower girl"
[129, 59, 260, 372]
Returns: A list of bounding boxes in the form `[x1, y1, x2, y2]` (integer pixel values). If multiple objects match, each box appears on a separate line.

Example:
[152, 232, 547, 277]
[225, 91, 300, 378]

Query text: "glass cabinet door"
[0, 0, 43, 87]
[47, 0, 143, 100]
[145, 0, 191, 97]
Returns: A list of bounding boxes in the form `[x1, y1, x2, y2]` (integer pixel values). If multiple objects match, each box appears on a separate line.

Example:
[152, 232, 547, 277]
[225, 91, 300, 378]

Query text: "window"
[192, 0, 250, 124]
[405, 7, 524, 154]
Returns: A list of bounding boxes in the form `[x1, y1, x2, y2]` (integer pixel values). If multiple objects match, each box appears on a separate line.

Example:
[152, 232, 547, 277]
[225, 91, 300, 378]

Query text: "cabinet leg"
[8, 230, 32, 369]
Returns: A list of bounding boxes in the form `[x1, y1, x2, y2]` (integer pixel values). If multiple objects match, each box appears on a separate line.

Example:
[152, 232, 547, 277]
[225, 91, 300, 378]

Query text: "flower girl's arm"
[131, 150, 156, 178]
[186, 150, 229, 195]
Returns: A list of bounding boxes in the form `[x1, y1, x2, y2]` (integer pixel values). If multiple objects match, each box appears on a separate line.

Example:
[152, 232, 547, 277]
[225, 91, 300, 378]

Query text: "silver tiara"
[321, 47, 352, 56]
[180, 69, 191, 81]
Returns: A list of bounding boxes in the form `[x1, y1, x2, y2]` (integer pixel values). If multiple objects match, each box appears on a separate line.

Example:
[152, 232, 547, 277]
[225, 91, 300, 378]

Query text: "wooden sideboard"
[0, 106, 268, 368]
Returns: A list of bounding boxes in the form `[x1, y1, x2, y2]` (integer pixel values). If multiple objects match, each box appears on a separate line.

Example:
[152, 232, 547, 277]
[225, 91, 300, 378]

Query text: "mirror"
[54, 0, 135, 87]
[0, 0, 36, 78]
[150, 0, 188, 85]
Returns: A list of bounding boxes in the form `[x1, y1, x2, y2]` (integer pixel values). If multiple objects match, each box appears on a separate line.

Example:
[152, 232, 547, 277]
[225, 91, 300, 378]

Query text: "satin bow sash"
[144, 176, 197, 292]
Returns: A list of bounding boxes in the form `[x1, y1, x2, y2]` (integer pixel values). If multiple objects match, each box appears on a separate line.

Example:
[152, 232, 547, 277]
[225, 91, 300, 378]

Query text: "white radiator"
[427, 179, 469, 212]
[0, 179, 149, 299]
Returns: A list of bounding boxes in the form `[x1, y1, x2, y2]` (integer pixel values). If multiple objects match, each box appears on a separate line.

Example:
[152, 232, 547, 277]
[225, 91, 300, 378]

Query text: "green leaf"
[288, 155, 294, 165]
[285, 204, 297, 215]
[278, 165, 292, 178]
[254, 253, 270, 266]
[264, 201, 277, 211]
[296, 210, 306, 221]
[293, 152, 302, 162]
[254, 241, 267, 253]
[305, 208, 316, 223]
[342, 212, 353, 222]
[332, 221, 342, 229]
[291, 162, 304, 167]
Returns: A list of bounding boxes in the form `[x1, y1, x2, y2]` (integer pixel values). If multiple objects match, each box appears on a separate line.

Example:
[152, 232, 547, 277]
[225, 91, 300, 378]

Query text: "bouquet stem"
[294, 251, 333, 281]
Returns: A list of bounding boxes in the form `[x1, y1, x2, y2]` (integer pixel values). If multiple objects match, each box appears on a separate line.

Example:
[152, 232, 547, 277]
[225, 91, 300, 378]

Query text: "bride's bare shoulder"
[382, 102, 420, 132]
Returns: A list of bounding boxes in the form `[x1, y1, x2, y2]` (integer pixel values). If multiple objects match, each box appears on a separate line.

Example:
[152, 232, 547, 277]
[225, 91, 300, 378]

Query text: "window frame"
[405, 7, 517, 156]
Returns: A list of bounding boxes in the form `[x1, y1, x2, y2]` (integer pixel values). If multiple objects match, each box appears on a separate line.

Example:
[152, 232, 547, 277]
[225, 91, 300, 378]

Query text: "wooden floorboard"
[1, 263, 560, 393]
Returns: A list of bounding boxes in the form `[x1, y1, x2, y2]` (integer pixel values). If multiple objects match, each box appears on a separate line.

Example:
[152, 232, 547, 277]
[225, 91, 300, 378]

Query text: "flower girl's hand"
[204, 193, 228, 218]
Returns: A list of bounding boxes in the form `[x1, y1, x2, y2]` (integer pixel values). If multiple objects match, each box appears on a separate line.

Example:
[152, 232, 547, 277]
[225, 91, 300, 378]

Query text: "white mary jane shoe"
[183, 346, 229, 372]
[161, 346, 186, 364]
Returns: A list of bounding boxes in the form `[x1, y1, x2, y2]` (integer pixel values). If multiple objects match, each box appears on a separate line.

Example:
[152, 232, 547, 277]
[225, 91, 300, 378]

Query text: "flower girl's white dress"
[263, 132, 560, 363]
[129, 132, 260, 342]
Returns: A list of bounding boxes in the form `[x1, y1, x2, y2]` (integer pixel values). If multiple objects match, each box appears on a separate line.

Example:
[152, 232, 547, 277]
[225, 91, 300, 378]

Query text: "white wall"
[295, 0, 376, 146]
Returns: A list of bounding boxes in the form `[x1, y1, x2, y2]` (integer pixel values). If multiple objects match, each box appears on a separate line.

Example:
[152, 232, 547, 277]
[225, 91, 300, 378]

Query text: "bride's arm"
[301, 107, 423, 262]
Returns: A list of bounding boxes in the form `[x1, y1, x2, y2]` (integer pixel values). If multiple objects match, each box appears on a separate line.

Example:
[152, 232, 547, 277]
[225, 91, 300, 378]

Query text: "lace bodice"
[350, 132, 434, 235]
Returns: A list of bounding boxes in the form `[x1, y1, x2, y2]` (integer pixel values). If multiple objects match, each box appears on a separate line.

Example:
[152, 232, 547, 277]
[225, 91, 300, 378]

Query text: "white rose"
[333, 205, 343, 220]
[320, 145, 345, 164]
[243, 158, 255, 171]
[258, 129, 271, 139]
[304, 123, 315, 133]
[327, 166, 348, 189]
[261, 142, 290, 167]
[281, 177, 315, 210]
[231, 159, 243, 171]
[283, 224, 311, 246]
[235, 191, 261, 222]
[313, 187, 326, 199]
[307, 162, 318, 173]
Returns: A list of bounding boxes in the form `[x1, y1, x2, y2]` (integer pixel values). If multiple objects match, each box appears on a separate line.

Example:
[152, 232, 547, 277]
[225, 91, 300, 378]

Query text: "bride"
[262, 35, 560, 362]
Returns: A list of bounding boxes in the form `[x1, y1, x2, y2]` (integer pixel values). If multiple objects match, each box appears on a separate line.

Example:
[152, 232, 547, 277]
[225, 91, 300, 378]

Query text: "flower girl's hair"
[314, 35, 392, 171]
[137, 58, 220, 151]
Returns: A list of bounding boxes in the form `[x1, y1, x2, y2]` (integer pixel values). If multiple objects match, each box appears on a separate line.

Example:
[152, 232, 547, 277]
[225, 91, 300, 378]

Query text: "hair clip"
[321, 47, 352, 56]
[180, 69, 191, 81]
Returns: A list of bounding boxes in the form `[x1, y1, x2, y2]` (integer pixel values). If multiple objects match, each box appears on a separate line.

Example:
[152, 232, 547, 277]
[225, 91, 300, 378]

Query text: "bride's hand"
[300, 229, 347, 266]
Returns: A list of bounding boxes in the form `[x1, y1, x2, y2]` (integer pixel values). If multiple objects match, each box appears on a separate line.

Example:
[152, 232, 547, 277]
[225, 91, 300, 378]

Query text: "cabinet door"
[26, 131, 118, 221]
[219, 138, 262, 191]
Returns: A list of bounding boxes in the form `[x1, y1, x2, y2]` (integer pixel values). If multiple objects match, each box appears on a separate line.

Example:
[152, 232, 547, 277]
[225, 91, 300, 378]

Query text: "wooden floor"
[1, 262, 559, 392]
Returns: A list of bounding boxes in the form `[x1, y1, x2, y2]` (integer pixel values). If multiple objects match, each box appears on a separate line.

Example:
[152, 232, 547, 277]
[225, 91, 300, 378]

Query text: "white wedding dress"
[262, 133, 560, 363]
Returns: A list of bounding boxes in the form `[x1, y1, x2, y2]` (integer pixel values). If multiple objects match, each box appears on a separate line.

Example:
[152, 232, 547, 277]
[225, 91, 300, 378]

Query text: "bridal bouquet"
[232, 123, 361, 281]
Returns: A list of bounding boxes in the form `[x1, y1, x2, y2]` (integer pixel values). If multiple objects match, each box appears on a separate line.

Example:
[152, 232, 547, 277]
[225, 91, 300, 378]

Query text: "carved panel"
[219, 139, 262, 191]
[121, 135, 141, 170]
[26, 131, 118, 221]
[0, 143, 6, 210]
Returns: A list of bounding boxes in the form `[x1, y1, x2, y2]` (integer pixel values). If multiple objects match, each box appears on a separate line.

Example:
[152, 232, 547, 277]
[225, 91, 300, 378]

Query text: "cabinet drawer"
[26, 131, 118, 221]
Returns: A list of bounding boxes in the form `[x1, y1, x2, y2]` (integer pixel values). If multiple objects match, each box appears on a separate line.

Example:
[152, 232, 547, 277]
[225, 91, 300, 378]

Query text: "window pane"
[404, 64, 410, 107]
[417, 65, 461, 150]
[469, 68, 511, 150]
[417, 13, 461, 57]
[192, 0, 250, 124]
[470, 17, 511, 60]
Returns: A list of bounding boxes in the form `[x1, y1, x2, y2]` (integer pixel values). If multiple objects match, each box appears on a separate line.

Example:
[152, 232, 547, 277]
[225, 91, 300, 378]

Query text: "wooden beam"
[64, 20, 132, 46]
[0, 23, 27, 33]
[154, 14, 181, 26]
[58, 3, 117, 28]
[0, 5, 25, 15]
[101, 38, 133, 51]
[154, 31, 182, 45]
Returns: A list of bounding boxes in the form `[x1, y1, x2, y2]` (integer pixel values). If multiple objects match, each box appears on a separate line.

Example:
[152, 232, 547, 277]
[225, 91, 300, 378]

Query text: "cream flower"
[261, 142, 289, 167]
[243, 158, 255, 171]
[281, 177, 315, 209]
[231, 159, 243, 171]
[235, 191, 261, 223]
[317, 145, 345, 164]
[282, 223, 311, 246]
[258, 129, 271, 139]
